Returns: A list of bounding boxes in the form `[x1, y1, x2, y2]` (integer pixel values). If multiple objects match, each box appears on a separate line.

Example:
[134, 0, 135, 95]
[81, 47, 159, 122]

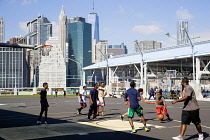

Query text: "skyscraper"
[58, 6, 67, 61]
[88, 6, 100, 64]
[67, 17, 92, 87]
[177, 20, 188, 46]
[27, 15, 52, 87]
[88, 13, 99, 43]
[0, 17, 4, 43]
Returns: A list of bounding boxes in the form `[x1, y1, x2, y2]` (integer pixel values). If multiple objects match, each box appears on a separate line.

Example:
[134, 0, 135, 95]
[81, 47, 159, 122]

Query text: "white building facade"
[39, 37, 66, 88]
[94, 40, 108, 63]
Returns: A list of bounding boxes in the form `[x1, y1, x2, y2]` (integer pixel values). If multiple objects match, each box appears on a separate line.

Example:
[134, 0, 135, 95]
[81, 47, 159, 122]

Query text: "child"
[77, 86, 87, 114]
[151, 92, 172, 122]
[37, 82, 49, 124]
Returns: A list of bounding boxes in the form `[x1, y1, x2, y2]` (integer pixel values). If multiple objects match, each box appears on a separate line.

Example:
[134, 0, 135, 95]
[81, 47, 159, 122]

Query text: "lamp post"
[67, 57, 83, 86]
[98, 49, 109, 85]
[165, 32, 196, 82]
[134, 40, 144, 87]
[182, 28, 195, 82]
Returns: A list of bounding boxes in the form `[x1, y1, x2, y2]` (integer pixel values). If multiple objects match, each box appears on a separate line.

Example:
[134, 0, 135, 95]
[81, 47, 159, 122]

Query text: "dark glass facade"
[0, 47, 30, 88]
[67, 22, 92, 87]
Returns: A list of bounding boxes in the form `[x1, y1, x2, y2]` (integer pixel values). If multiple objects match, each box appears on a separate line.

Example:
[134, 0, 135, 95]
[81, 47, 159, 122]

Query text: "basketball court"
[0, 97, 209, 140]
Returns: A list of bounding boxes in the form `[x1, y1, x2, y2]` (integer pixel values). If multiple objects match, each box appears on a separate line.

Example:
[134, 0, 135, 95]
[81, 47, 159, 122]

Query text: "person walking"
[149, 88, 155, 100]
[88, 83, 99, 120]
[97, 82, 107, 116]
[37, 82, 49, 124]
[77, 86, 87, 114]
[171, 78, 204, 140]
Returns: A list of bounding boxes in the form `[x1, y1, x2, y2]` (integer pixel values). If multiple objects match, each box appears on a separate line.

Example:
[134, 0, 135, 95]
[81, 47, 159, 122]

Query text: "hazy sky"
[1, 0, 210, 53]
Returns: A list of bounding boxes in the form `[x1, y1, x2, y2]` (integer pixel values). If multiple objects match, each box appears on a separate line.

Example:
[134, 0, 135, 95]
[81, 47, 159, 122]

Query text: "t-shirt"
[183, 85, 200, 111]
[124, 88, 140, 109]
[40, 89, 47, 100]
[98, 86, 107, 97]
[90, 88, 99, 104]
[150, 89, 155, 95]
[155, 97, 165, 107]
[80, 90, 87, 96]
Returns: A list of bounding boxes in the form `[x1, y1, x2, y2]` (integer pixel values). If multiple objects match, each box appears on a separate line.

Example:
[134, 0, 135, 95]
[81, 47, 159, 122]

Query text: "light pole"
[98, 49, 109, 85]
[67, 57, 83, 86]
[134, 40, 144, 87]
[182, 28, 195, 82]
[165, 32, 196, 82]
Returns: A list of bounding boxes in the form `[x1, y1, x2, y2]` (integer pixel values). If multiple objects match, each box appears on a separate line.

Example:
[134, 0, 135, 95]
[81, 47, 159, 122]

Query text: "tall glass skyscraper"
[27, 15, 52, 87]
[177, 20, 188, 46]
[0, 17, 4, 43]
[67, 17, 92, 87]
[88, 13, 99, 43]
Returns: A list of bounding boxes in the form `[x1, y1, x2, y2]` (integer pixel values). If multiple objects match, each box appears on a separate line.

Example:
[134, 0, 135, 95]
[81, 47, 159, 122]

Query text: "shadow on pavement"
[185, 132, 209, 140]
[28, 131, 161, 140]
[0, 109, 69, 128]
[0, 109, 162, 140]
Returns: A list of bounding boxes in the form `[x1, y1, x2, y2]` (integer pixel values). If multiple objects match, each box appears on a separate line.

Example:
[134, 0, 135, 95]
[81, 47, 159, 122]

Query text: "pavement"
[0, 96, 209, 140]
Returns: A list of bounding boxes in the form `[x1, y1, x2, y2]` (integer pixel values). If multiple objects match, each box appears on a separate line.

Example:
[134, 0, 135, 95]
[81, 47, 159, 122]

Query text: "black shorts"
[40, 100, 49, 111]
[182, 109, 201, 125]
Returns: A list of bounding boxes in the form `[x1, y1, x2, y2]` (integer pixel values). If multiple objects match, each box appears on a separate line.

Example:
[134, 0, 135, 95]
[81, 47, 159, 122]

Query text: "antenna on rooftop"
[93, 0, 94, 13]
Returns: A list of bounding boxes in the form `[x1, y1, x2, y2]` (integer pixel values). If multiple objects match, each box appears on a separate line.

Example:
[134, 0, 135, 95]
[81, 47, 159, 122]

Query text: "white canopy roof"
[83, 40, 210, 70]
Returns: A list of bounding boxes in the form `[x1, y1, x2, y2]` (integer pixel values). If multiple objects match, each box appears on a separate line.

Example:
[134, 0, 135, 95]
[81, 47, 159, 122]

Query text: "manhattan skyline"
[1, 0, 210, 53]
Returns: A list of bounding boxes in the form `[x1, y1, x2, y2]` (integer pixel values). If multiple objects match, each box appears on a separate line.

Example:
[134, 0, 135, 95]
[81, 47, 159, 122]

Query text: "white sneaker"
[44, 121, 48, 124]
[198, 134, 204, 140]
[36, 121, 41, 124]
[172, 135, 183, 140]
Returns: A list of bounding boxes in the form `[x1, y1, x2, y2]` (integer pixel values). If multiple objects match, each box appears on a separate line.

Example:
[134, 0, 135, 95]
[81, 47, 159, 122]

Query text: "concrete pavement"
[0, 96, 209, 140]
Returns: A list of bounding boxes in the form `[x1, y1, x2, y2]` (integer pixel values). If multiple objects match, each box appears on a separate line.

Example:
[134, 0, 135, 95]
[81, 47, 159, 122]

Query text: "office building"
[67, 17, 92, 87]
[58, 6, 68, 61]
[177, 20, 189, 46]
[88, 10, 100, 63]
[135, 40, 162, 52]
[27, 15, 52, 87]
[93, 40, 108, 63]
[0, 17, 4, 43]
[9, 36, 27, 44]
[0, 46, 30, 88]
[88, 13, 99, 43]
[107, 43, 128, 57]
[39, 37, 66, 88]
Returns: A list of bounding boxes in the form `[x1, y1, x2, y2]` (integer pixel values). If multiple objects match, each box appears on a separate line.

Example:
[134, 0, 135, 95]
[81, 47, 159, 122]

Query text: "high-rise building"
[27, 15, 52, 87]
[135, 40, 162, 52]
[58, 6, 67, 60]
[177, 20, 188, 46]
[9, 36, 27, 44]
[39, 37, 66, 88]
[67, 17, 92, 87]
[88, 13, 99, 43]
[107, 43, 128, 57]
[0, 47, 30, 88]
[93, 40, 108, 63]
[0, 17, 4, 43]
[88, 10, 100, 64]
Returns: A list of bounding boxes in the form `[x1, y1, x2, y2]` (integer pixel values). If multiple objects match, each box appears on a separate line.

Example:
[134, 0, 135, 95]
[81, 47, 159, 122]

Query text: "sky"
[1, 0, 210, 53]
